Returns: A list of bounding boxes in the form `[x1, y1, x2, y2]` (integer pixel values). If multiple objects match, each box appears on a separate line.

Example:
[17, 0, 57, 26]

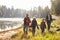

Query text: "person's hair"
[26, 14, 28, 15]
[42, 18, 45, 21]
[25, 14, 28, 17]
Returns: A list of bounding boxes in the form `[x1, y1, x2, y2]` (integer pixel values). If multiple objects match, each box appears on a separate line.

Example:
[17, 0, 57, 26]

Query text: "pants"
[32, 27, 36, 36]
[40, 27, 45, 33]
[23, 25, 28, 33]
[47, 21, 51, 31]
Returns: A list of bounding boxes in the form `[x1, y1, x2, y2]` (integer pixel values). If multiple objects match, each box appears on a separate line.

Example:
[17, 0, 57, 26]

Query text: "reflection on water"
[0, 21, 23, 31]
[0, 21, 22, 31]
[0, 18, 23, 31]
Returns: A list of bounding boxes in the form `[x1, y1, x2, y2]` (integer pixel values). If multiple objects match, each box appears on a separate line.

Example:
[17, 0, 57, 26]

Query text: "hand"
[37, 26, 39, 30]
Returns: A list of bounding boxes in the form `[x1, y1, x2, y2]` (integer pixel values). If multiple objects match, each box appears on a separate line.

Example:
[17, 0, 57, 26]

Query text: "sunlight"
[0, 0, 51, 10]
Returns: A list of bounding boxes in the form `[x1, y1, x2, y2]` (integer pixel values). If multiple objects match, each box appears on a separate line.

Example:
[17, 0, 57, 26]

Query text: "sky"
[0, 0, 51, 10]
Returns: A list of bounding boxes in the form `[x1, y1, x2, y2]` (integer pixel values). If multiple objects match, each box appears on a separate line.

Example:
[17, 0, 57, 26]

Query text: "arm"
[44, 22, 46, 28]
[50, 15, 53, 22]
[26, 17, 31, 23]
[28, 17, 31, 23]
[30, 20, 33, 27]
[46, 15, 48, 21]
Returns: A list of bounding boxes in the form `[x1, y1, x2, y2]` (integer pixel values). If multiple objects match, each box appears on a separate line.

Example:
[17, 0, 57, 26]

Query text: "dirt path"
[0, 25, 23, 40]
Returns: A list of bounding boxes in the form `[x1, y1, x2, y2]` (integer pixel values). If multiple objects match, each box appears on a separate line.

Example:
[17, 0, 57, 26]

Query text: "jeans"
[23, 25, 28, 32]
[47, 21, 51, 31]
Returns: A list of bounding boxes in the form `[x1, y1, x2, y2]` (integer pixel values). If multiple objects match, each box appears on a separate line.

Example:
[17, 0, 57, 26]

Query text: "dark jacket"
[24, 17, 31, 26]
[31, 19, 39, 29]
[46, 14, 52, 22]
[31, 19, 38, 28]
[40, 21, 46, 29]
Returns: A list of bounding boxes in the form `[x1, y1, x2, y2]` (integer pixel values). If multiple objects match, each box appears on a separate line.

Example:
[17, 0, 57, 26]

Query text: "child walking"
[40, 19, 46, 33]
[31, 17, 39, 36]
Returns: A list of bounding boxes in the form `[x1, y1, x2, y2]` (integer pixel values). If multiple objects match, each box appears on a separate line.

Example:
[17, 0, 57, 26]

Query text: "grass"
[12, 18, 60, 40]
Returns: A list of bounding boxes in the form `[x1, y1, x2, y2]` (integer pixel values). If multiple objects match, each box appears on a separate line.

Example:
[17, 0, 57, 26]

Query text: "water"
[0, 18, 23, 31]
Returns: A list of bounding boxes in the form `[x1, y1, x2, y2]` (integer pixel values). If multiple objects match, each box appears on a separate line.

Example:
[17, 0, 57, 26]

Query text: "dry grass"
[12, 18, 60, 40]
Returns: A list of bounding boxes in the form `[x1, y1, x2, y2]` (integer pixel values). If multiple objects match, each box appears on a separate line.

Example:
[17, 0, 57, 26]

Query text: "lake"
[0, 18, 24, 31]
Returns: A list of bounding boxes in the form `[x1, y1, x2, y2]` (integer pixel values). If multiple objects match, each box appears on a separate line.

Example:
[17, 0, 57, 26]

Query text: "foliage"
[51, 0, 60, 15]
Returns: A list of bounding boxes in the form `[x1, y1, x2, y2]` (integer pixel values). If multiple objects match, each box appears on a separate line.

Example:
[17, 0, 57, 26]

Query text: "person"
[31, 17, 39, 36]
[23, 14, 31, 35]
[46, 13, 52, 31]
[40, 19, 46, 33]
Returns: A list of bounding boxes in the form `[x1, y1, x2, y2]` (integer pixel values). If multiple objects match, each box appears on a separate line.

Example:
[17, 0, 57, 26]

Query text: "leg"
[25, 25, 28, 35]
[42, 27, 44, 33]
[32, 28, 35, 36]
[47, 21, 51, 31]
[23, 25, 26, 33]
[23, 25, 28, 35]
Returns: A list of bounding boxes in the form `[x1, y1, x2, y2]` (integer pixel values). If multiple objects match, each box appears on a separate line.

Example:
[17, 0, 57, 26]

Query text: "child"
[40, 19, 46, 33]
[31, 17, 39, 36]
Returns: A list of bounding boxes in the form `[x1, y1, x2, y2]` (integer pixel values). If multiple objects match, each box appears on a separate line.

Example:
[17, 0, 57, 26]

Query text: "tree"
[51, 0, 60, 15]
[43, 6, 50, 18]
[38, 6, 43, 18]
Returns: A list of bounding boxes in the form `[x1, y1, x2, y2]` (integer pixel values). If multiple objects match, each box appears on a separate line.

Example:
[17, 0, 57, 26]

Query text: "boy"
[40, 19, 46, 33]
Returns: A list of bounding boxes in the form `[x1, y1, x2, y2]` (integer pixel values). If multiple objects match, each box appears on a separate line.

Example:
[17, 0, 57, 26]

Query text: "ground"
[11, 17, 60, 40]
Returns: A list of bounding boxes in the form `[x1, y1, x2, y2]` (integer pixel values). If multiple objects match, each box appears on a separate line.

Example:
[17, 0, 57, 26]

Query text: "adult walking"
[23, 14, 31, 35]
[46, 13, 52, 31]
[21, 14, 31, 39]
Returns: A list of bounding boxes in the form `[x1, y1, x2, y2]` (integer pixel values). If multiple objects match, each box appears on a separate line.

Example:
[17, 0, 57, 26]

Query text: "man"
[23, 14, 31, 35]
[46, 13, 52, 31]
